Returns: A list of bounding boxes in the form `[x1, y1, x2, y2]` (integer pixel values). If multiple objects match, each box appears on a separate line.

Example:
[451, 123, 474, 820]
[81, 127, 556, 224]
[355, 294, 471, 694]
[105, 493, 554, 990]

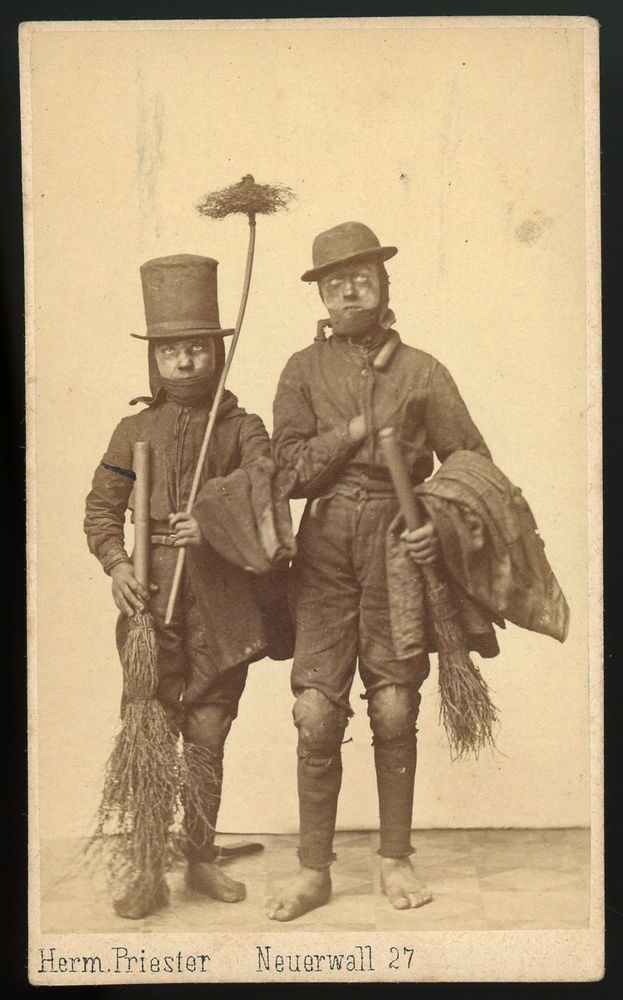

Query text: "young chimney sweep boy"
[267, 222, 491, 921]
[85, 254, 292, 919]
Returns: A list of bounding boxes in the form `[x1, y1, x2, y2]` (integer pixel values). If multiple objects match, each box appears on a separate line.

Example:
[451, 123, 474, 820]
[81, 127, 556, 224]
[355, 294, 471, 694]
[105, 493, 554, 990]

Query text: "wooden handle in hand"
[132, 441, 151, 589]
[378, 426, 423, 531]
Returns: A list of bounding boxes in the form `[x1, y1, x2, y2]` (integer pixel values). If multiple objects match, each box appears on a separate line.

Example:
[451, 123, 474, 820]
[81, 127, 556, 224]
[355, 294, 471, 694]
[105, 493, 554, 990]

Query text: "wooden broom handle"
[378, 426, 423, 531]
[132, 441, 151, 590]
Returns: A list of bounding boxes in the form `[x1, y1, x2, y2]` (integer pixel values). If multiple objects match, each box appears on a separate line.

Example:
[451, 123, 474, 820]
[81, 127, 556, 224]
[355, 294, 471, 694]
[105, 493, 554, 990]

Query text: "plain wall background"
[25, 20, 592, 839]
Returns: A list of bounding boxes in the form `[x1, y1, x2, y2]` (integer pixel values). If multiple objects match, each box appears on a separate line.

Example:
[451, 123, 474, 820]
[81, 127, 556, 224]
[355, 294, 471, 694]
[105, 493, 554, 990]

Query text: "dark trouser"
[116, 545, 249, 863]
[290, 490, 430, 870]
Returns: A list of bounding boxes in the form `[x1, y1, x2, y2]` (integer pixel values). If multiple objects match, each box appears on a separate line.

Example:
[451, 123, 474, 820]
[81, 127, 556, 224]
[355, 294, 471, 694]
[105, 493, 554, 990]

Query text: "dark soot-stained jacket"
[272, 331, 567, 659]
[272, 330, 491, 497]
[84, 389, 294, 670]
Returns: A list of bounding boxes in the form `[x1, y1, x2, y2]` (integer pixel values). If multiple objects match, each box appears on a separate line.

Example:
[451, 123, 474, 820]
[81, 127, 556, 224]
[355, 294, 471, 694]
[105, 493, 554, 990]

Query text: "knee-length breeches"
[116, 545, 248, 750]
[290, 491, 430, 712]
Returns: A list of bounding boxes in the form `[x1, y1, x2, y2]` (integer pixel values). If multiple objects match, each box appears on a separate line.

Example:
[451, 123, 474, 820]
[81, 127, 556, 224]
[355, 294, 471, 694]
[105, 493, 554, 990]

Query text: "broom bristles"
[121, 610, 159, 697]
[435, 614, 499, 759]
[84, 613, 219, 897]
[85, 700, 181, 894]
[421, 571, 498, 758]
[197, 175, 295, 219]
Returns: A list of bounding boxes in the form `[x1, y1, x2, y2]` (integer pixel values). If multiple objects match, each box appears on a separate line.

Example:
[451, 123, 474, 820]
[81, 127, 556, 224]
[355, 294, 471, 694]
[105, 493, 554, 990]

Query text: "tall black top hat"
[132, 254, 235, 340]
[301, 221, 397, 283]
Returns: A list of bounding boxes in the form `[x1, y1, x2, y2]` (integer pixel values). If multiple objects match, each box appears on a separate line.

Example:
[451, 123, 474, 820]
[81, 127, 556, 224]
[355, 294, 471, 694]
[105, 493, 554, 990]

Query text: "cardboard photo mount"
[22, 15, 603, 984]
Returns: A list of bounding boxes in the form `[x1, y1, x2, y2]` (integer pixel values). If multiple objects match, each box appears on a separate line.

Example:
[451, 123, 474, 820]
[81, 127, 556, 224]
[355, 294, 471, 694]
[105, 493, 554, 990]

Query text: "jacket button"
[361, 368, 369, 377]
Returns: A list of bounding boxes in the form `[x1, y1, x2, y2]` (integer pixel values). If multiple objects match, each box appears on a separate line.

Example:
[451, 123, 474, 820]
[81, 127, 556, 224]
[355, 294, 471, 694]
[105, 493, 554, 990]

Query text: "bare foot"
[265, 866, 331, 921]
[381, 857, 433, 910]
[186, 862, 246, 902]
[113, 878, 169, 920]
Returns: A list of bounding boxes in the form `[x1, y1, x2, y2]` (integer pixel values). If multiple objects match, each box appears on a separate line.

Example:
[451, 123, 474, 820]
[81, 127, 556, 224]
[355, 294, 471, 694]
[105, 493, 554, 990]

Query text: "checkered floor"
[39, 828, 590, 933]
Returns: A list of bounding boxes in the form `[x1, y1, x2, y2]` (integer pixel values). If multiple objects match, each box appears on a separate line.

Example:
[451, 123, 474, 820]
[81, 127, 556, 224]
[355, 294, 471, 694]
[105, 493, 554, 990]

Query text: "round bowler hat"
[301, 221, 397, 282]
[132, 254, 235, 340]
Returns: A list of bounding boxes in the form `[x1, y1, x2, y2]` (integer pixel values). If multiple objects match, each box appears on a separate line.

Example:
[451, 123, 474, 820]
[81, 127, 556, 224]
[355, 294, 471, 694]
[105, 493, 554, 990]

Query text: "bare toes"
[387, 887, 409, 909]
[408, 889, 432, 908]
[264, 897, 280, 919]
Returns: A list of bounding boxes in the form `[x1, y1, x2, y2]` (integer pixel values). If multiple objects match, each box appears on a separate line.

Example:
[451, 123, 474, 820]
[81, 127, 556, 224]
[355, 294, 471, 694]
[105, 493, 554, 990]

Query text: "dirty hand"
[402, 521, 439, 565]
[347, 413, 367, 442]
[169, 511, 204, 547]
[348, 406, 401, 443]
[111, 562, 158, 617]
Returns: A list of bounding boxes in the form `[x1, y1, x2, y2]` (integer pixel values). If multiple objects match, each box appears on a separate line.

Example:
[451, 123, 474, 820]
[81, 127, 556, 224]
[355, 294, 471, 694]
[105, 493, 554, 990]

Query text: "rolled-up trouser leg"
[294, 688, 348, 870]
[367, 684, 420, 858]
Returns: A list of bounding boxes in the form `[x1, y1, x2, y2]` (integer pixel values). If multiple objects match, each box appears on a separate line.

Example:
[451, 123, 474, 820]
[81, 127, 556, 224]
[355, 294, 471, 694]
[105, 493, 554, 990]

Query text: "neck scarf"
[161, 373, 215, 407]
[345, 324, 388, 352]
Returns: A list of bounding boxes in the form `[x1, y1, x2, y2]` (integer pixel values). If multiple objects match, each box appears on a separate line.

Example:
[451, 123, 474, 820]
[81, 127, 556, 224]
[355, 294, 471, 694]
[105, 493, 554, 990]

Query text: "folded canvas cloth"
[387, 450, 569, 660]
[192, 457, 297, 573]
[190, 457, 297, 663]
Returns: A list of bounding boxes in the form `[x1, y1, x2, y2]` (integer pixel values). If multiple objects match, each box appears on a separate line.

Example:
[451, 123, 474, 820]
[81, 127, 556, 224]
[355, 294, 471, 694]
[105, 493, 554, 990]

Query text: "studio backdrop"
[25, 20, 592, 841]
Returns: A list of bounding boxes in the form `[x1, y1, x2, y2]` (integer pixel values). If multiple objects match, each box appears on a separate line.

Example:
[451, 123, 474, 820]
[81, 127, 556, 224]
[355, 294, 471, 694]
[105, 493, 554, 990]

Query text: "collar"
[129, 385, 215, 407]
[129, 385, 214, 407]
[372, 329, 401, 370]
[129, 385, 168, 407]
[331, 328, 401, 370]
[128, 387, 244, 423]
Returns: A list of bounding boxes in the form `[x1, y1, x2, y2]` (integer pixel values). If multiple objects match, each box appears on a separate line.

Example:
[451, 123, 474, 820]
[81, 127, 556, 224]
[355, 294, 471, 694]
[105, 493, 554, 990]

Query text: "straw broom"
[379, 427, 498, 758]
[88, 443, 216, 907]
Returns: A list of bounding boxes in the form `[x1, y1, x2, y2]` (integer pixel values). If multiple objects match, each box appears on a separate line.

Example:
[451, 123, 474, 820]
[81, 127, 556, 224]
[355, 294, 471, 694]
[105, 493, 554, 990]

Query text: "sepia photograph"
[23, 15, 602, 983]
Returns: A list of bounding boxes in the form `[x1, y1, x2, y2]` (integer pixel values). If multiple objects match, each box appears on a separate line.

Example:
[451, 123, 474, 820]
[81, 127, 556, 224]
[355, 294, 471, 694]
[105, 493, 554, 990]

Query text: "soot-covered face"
[154, 338, 217, 380]
[318, 260, 382, 336]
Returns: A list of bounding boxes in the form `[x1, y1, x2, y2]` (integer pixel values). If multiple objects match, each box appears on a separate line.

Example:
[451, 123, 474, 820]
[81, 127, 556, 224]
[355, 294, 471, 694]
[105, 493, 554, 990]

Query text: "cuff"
[190, 499, 210, 547]
[102, 549, 132, 575]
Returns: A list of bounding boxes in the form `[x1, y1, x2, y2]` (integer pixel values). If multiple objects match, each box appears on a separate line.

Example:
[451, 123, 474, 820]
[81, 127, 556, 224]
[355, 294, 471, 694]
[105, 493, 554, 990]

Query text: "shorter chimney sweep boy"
[85, 254, 293, 919]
